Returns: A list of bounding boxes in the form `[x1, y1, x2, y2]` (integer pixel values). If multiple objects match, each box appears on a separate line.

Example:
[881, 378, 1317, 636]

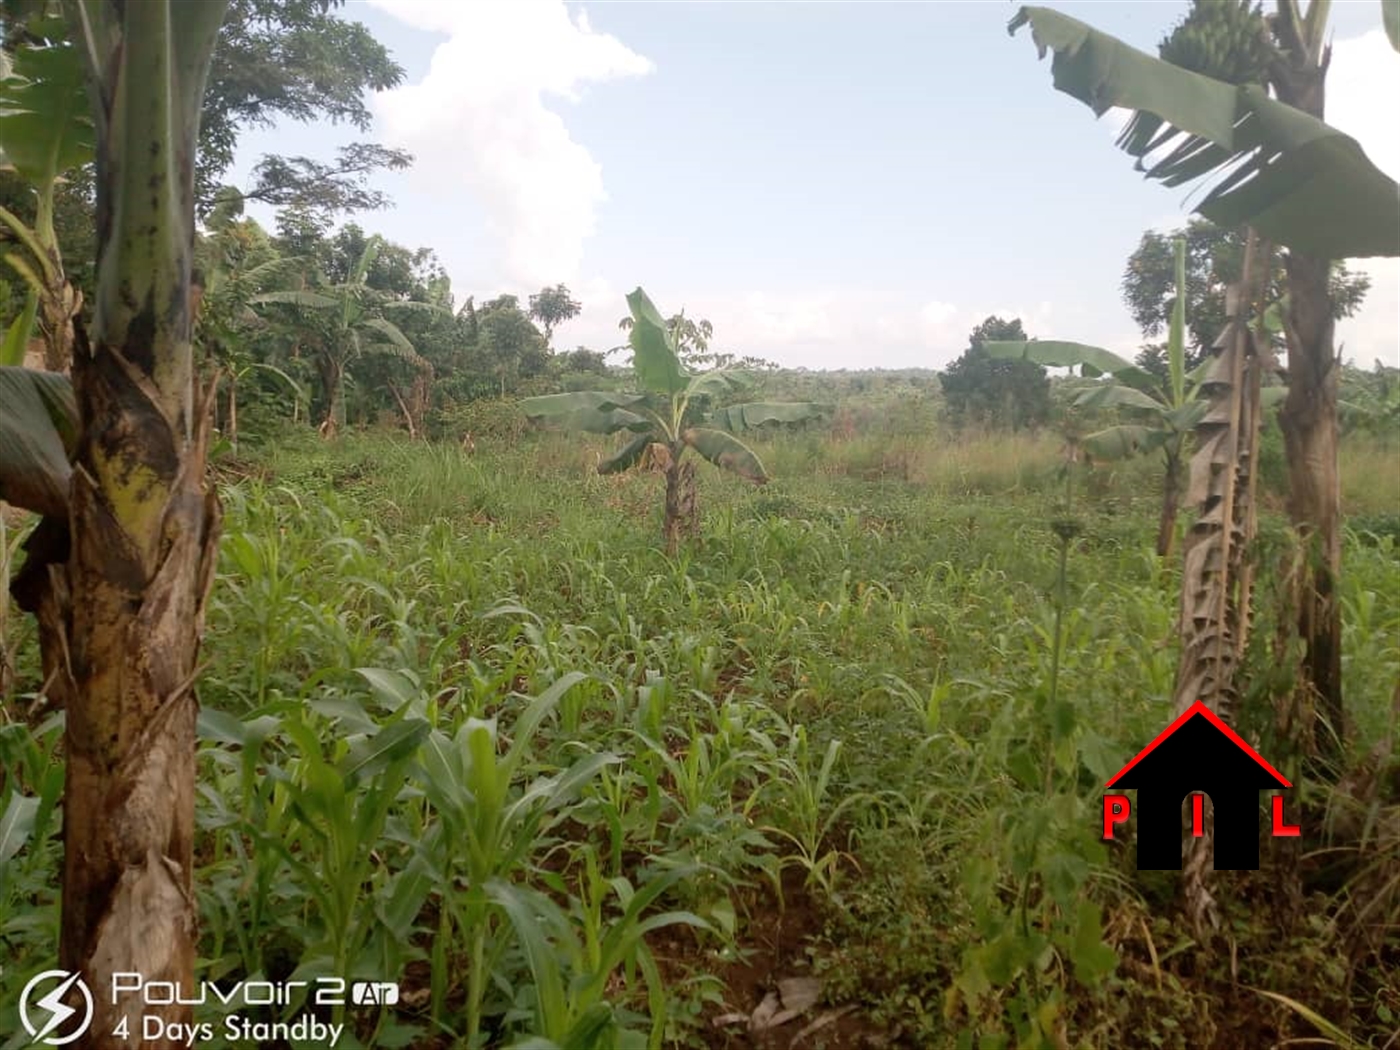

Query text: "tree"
[478, 294, 549, 397]
[1123, 218, 1369, 369]
[255, 235, 436, 437]
[523, 288, 829, 554]
[528, 283, 581, 345]
[1011, 0, 1399, 765]
[197, 0, 406, 211]
[0, 5, 227, 1046]
[194, 192, 304, 448]
[1011, 0, 1399, 933]
[940, 316, 1050, 430]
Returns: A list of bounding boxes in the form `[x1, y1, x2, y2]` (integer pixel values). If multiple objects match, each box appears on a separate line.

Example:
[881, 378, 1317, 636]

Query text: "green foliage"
[1010, 4, 1400, 259]
[940, 316, 1051, 432]
[1123, 219, 1370, 365]
[2, 428, 1396, 1047]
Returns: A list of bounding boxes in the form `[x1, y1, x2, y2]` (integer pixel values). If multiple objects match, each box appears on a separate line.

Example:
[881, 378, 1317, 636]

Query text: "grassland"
[2, 416, 1397, 1049]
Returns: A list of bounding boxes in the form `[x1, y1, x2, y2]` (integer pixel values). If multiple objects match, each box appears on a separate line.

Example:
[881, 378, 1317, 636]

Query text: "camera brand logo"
[1101, 701, 1300, 870]
[19, 970, 94, 1046]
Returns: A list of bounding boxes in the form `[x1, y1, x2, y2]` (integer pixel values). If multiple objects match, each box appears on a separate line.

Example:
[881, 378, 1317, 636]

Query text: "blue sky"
[228, 1, 1399, 371]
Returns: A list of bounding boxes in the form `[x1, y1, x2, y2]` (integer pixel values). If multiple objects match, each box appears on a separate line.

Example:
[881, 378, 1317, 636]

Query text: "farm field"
[6, 418, 1395, 1049]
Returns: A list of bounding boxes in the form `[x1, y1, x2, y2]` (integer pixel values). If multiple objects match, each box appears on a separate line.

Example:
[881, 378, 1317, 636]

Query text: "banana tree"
[986, 238, 1243, 557]
[0, 4, 228, 1047]
[523, 287, 829, 554]
[254, 235, 435, 438]
[0, 26, 94, 371]
[1011, 2, 1400, 762]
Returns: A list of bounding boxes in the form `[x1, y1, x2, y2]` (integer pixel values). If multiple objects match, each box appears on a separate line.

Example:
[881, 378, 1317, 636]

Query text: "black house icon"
[1107, 701, 1291, 870]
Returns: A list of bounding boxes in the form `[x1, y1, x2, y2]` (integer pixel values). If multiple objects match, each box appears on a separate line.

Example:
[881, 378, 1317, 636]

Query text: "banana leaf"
[521, 390, 653, 435]
[707, 401, 832, 431]
[1073, 382, 1164, 413]
[1010, 6, 1400, 259]
[0, 365, 77, 518]
[1081, 424, 1173, 462]
[983, 339, 1155, 389]
[686, 369, 750, 401]
[252, 289, 339, 310]
[625, 287, 689, 395]
[682, 427, 768, 484]
[598, 433, 654, 475]
[0, 40, 94, 191]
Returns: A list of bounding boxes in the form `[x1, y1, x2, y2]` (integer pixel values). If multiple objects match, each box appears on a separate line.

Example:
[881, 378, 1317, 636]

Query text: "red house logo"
[1102, 701, 1299, 870]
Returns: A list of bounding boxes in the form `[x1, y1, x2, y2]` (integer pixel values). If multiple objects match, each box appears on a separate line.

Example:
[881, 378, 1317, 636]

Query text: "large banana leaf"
[0, 365, 77, 518]
[682, 427, 768, 484]
[983, 339, 1153, 387]
[1081, 424, 1173, 461]
[625, 287, 689, 395]
[521, 390, 654, 435]
[686, 369, 750, 401]
[707, 401, 832, 431]
[1072, 382, 1164, 413]
[0, 39, 94, 190]
[1010, 6, 1400, 259]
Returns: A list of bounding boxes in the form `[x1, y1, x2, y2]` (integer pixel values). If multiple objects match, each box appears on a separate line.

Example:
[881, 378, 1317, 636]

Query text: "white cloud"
[368, 1, 653, 290]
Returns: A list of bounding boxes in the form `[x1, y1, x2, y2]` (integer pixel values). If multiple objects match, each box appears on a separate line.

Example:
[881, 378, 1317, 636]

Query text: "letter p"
[1102, 794, 1131, 839]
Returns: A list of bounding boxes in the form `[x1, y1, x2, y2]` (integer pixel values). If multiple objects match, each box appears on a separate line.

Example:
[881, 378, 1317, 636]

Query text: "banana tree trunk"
[662, 448, 697, 556]
[1271, 0, 1345, 763]
[1173, 229, 1269, 937]
[319, 352, 344, 439]
[48, 5, 227, 1047]
[1157, 445, 1182, 559]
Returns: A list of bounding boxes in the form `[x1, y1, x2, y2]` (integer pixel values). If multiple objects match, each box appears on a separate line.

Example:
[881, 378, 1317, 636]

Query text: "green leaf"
[682, 427, 768, 484]
[625, 287, 688, 394]
[0, 365, 77, 518]
[1081, 424, 1171, 461]
[1068, 901, 1118, 985]
[1384, 0, 1400, 52]
[1073, 382, 1164, 413]
[0, 42, 95, 191]
[983, 339, 1151, 385]
[0, 790, 39, 867]
[706, 401, 832, 431]
[1010, 6, 1400, 259]
[598, 433, 654, 475]
[521, 391, 653, 435]
[0, 288, 38, 366]
[339, 717, 432, 787]
[251, 289, 339, 310]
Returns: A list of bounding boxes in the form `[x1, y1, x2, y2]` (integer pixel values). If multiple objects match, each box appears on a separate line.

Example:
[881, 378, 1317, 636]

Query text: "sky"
[228, 1, 1400, 372]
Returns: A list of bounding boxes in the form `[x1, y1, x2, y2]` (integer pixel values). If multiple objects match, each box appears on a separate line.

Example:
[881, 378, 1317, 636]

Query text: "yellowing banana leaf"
[982, 339, 1155, 389]
[707, 401, 833, 431]
[0, 365, 77, 518]
[1081, 424, 1173, 462]
[1010, 6, 1400, 259]
[598, 433, 654, 475]
[682, 427, 769, 484]
[521, 390, 653, 435]
[625, 287, 689, 395]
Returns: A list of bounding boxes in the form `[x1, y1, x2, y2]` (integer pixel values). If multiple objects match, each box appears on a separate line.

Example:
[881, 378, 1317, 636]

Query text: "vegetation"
[0, 3, 1396, 1050]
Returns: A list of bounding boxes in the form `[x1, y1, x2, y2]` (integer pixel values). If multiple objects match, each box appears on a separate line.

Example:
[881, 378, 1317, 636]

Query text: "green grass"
[1, 424, 1397, 1048]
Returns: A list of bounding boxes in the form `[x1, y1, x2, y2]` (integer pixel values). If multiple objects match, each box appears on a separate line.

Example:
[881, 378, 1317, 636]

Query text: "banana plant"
[985, 237, 1240, 557]
[0, 26, 94, 371]
[253, 235, 436, 438]
[522, 287, 830, 554]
